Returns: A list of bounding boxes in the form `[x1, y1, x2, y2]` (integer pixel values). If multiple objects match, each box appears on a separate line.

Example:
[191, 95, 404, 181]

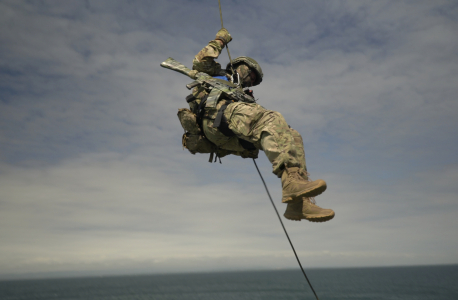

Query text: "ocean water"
[1, 265, 457, 300]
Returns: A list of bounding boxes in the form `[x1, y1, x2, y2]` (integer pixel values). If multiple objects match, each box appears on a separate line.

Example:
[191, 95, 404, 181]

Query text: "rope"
[253, 159, 320, 300]
[218, 0, 235, 74]
[218, 0, 224, 28]
[216, 2, 320, 296]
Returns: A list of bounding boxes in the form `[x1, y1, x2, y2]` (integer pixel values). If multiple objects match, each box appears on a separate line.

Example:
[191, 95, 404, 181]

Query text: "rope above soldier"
[161, 28, 335, 223]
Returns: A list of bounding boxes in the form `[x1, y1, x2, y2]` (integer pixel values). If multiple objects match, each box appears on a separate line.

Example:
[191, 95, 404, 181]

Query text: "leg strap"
[213, 102, 230, 128]
[213, 102, 256, 151]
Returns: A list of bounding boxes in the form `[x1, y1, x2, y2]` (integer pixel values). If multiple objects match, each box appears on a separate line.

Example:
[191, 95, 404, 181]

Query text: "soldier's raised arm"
[192, 28, 232, 75]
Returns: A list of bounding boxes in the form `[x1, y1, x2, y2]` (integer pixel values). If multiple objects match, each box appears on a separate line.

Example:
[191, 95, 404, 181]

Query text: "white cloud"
[1, 154, 457, 278]
[0, 0, 457, 278]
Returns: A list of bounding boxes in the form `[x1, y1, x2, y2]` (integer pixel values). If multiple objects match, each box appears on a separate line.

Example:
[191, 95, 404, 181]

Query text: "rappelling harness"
[188, 73, 258, 155]
[161, 57, 258, 163]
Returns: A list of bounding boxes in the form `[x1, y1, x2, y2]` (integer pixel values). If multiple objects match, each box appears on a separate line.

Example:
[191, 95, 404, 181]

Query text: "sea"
[1, 265, 457, 300]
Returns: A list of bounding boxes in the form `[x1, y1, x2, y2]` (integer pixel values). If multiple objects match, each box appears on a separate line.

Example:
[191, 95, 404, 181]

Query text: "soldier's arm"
[192, 29, 232, 76]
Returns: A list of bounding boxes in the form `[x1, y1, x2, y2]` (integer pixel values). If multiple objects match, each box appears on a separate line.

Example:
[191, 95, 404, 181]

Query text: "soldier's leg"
[285, 128, 335, 222]
[224, 102, 327, 203]
[289, 127, 306, 172]
[223, 102, 300, 175]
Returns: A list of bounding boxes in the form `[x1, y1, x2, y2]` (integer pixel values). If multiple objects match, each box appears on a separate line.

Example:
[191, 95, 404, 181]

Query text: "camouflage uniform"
[193, 40, 307, 178]
[178, 30, 335, 223]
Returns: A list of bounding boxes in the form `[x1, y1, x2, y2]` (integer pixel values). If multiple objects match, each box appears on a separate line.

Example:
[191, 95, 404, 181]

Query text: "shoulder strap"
[213, 102, 230, 128]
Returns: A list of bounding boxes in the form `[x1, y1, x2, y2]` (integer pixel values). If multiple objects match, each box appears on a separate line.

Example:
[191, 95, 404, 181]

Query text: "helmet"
[226, 56, 263, 86]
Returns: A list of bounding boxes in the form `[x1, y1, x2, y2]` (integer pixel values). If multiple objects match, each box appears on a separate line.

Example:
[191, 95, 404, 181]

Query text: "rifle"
[160, 57, 255, 105]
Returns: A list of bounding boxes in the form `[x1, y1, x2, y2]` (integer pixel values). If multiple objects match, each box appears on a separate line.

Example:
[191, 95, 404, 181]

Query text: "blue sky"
[0, 0, 457, 279]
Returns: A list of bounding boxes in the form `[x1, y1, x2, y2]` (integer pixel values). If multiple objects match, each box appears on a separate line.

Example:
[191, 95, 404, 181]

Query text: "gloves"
[216, 28, 232, 45]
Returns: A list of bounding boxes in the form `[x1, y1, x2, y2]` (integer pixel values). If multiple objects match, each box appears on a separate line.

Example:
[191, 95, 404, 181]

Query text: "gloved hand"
[216, 28, 232, 45]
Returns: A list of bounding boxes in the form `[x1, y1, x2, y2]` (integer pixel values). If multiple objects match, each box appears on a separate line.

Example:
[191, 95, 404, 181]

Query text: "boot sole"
[282, 180, 327, 203]
[283, 212, 302, 221]
[305, 212, 335, 223]
[284, 211, 335, 223]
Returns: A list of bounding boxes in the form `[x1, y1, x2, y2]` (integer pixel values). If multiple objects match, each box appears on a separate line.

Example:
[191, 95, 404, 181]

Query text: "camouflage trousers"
[203, 102, 307, 177]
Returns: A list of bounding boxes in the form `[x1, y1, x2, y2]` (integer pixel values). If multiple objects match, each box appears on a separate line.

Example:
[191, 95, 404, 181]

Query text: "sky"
[0, 0, 457, 280]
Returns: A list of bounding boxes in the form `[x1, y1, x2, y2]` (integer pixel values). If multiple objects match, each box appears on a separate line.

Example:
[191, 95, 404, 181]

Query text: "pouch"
[177, 108, 200, 134]
[182, 132, 216, 154]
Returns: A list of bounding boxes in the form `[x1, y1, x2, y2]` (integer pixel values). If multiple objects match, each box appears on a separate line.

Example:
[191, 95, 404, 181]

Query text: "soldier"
[189, 28, 335, 223]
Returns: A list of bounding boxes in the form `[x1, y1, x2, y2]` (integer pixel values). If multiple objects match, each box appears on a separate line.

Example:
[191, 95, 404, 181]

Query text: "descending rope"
[216, 2, 320, 297]
[218, 0, 234, 74]
[253, 159, 320, 300]
[218, 0, 224, 28]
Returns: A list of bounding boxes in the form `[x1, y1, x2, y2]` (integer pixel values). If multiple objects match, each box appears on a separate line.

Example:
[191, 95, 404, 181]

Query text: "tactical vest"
[177, 76, 258, 162]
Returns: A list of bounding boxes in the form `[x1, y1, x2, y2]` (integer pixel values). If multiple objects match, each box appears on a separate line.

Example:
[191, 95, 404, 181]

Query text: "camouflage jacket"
[192, 39, 226, 76]
[190, 40, 240, 120]
[188, 40, 259, 159]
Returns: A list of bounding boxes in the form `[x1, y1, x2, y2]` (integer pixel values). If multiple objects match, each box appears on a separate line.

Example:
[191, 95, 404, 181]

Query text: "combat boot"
[284, 197, 335, 223]
[283, 199, 303, 221]
[281, 167, 327, 203]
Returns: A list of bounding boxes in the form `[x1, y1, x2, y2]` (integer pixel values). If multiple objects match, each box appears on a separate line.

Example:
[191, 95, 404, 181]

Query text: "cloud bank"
[0, 0, 457, 279]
